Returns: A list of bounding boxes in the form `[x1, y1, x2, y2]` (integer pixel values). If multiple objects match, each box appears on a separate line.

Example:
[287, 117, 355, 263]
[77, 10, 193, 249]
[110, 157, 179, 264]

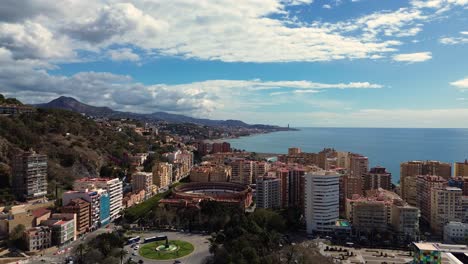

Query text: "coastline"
[204, 128, 299, 144]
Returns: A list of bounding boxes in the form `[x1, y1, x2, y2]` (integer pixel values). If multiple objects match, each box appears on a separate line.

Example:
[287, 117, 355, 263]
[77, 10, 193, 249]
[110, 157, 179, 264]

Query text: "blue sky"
[0, 0, 468, 127]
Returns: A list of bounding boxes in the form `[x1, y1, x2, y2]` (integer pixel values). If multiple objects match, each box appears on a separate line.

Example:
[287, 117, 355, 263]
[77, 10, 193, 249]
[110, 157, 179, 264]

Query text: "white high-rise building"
[305, 170, 340, 234]
[256, 176, 281, 209]
[73, 178, 123, 221]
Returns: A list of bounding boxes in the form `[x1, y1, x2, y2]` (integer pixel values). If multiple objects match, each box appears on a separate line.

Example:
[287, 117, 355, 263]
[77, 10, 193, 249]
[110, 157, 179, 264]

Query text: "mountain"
[35, 96, 115, 116]
[35, 96, 291, 130]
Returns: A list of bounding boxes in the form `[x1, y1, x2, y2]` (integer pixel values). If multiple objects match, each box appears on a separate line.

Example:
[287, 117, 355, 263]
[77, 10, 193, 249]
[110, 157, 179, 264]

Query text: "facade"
[391, 199, 420, 241]
[0, 104, 34, 115]
[363, 166, 392, 191]
[288, 166, 306, 210]
[346, 189, 418, 236]
[463, 196, 468, 223]
[41, 213, 76, 246]
[345, 153, 368, 198]
[98, 189, 110, 227]
[123, 190, 145, 208]
[190, 166, 211, 182]
[131, 172, 153, 198]
[153, 162, 172, 190]
[416, 175, 447, 224]
[230, 159, 254, 185]
[12, 151, 48, 200]
[430, 187, 463, 235]
[210, 164, 231, 182]
[256, 176, 282, 209]
[348, 200, 387, 233]
[23, 226, 52, 251]
[62, 190, 101, 229]
[443, 222, 468, 244]
[454, 160, 468, 178]
[288, 147, 301, 156]
[61, 199, 90, 235]
[253, 161, 270, 180]
[400, 161, 451, 206]
[304, 171, 340, 234]
[73, 178, 123, 221]
[448, 177, 468, 196]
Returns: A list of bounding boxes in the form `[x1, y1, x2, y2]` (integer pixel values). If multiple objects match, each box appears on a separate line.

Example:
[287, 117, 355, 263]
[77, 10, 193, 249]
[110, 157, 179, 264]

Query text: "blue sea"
[226, 127, 468, 183]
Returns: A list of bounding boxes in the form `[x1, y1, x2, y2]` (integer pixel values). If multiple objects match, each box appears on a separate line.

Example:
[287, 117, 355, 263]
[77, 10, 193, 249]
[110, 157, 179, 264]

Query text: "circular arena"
[172, 182, 253, 207]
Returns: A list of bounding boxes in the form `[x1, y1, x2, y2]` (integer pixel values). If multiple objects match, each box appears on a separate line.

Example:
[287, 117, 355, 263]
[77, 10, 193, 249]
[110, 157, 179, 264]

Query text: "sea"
[225, 127, 468, 184]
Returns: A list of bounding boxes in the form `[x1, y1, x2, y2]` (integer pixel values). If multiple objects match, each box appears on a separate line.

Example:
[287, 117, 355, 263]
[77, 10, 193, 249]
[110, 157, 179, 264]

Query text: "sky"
[0, 0, 468, 128]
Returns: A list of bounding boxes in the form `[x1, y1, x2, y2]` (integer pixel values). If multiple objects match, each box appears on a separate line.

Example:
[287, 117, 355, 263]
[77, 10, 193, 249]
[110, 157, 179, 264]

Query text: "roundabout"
[139, 240, 195, 260]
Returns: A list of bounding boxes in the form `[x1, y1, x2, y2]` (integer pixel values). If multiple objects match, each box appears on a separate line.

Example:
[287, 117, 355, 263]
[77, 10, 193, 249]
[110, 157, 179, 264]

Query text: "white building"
[444, 222, 468, 244]
[73, 178, 123, 221]
[256, 176, 281, 209]
[305, 170, 340, 234]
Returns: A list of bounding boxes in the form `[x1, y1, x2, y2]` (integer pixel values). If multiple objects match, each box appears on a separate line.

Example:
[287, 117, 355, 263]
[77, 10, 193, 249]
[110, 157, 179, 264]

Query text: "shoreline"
[204, 128, 298, 144]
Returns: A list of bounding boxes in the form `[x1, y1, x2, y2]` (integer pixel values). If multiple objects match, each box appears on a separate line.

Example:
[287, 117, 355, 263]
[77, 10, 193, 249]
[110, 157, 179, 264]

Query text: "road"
[125, 231, 210, 264]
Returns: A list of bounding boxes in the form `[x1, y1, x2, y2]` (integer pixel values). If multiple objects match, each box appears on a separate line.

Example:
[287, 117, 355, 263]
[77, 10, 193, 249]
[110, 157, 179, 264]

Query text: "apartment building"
[41, 213, 76, 246]
[12, 151, 48, 201]
[430, 187, 463, 235]
[344, 154, 368, 198]
[256, 176, 282, 209]
[391, 199, 420, 241]
[230, 159, 254, 185]
[416, 175, 447, 224]
[363, 166, 392, 191]
[305, 171, 340, 234]
[61, 199, 90, 235]
[153, 162, 173, 190]
[454, 160, 468, 178]
[23, 226, 52, 251]
[400, 160, 451, 206]
[73, 178, 123, 221]
[63, 190, 101, 229]
[443, 222, 468, 244]
[131, 172, 153, 198]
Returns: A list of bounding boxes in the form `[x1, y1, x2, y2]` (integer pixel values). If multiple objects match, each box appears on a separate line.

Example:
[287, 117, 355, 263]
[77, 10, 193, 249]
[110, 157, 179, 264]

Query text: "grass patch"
[139, 240, 194, 260]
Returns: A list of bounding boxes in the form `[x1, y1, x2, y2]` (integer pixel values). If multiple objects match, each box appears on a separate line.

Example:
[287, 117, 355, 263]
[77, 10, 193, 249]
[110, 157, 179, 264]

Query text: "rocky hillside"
[0, 95, 148, 202]
[36, 96, 294, 131]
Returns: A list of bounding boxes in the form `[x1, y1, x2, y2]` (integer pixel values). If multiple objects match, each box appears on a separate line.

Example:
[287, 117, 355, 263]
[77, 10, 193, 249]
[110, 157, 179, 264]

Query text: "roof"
[414, 243, 438, 251]
[31, 208, 51, 218]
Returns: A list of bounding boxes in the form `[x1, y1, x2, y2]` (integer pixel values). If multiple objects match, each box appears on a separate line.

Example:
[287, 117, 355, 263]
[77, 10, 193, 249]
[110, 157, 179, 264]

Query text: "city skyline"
[1, 0, 468, 127]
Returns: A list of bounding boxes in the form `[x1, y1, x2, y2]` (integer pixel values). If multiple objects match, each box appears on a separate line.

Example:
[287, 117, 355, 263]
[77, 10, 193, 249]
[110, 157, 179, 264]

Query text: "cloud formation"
[450, 77, 468, 89]
[392, 52, 432, 62]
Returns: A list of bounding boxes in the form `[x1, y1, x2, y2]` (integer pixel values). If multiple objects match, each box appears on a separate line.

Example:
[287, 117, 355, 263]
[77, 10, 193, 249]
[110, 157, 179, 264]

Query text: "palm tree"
[76, 243, 87, 264]
[118, 249, 128, 264]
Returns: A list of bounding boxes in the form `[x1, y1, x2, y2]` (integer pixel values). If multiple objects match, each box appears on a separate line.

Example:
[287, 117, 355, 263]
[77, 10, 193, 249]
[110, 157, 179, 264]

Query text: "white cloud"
[450, 77, 468, 89]
[2, 0, 464, 63]
[323, 4, 332, 9]
[393, 52, 432, 62]
[108, 48, 140, 61]
[439, 31, 468, 45]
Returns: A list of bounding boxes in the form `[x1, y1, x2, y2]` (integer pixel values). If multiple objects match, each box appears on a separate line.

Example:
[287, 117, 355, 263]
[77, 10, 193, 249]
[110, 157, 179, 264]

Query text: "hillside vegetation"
[0, 94, 147, 203]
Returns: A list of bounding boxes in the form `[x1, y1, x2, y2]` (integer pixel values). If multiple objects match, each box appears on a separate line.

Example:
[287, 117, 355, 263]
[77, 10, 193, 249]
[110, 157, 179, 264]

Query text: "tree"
[8, 224, 26, 249]
[117, 249, 128, 264]
[75, 243, 87, 264]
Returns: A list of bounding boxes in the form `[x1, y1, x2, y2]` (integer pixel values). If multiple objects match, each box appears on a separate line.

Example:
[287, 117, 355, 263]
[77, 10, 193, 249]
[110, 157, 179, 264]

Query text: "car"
[132, 252, 136, 256]
[174, 261, 182, 264]
[134, 245, 139, 250]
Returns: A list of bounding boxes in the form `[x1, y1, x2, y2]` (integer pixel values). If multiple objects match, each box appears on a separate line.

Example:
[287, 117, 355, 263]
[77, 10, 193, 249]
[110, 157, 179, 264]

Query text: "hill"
[35, 96, 292, 131]
[0, 95, 149, 203]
